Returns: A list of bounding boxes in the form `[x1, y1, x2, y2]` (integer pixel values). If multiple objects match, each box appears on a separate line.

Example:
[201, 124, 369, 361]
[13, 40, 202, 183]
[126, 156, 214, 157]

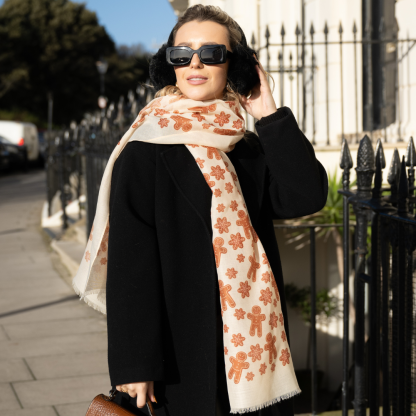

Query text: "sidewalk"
[0, 170, 109, 416]
[0, 170, 355, 416]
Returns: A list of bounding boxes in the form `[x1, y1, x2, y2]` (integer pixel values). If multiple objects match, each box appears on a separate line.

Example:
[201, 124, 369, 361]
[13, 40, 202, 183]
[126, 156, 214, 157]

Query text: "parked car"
[0, 135, 28, 172]
[0, 121, 39, 162]
[37, 130, 47, 166]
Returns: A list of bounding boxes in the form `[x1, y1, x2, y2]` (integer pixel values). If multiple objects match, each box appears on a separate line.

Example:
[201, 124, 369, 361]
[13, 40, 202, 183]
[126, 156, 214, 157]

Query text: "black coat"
[106, 107, 328, 416]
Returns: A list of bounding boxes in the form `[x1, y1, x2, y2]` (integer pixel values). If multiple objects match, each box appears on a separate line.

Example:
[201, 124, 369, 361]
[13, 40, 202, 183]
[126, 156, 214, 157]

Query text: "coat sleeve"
[106, 141, 165, 387]
[254, 106, 328, 219]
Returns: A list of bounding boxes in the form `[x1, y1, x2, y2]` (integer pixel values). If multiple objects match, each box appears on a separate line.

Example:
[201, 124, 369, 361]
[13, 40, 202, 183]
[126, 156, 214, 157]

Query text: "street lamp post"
[95, 58, 108, 116]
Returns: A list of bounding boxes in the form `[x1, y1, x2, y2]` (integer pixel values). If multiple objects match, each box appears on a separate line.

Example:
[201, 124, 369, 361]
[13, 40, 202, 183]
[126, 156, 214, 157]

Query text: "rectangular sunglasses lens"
[170, 49, 192, 65]
[200, 46, 223, 63]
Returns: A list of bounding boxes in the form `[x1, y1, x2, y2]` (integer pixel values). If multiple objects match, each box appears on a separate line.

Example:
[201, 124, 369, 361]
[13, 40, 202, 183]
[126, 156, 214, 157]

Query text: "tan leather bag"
[85, 388, 155, 416]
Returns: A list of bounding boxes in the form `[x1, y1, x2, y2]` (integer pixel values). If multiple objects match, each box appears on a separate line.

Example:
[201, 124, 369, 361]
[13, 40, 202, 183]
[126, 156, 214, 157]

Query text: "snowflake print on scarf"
[234, 308, 246, 320]
[229, 233, 245, 250]
[279, 349, 291, 366]
[248, 344, 264, 362]
[236, 254, 245, 263]
[261, 271, 271, 283]
[259, 288, 273, 306]
[225, 182, 234, 193]
[211, 165, 226, 180]
[237, 281, 251, 298]
[230, 200, 238, 211]
[214, 111, 231, 127]
[226, 267, 238, 279]
[158, 118, 169, 128]
[215, 217, 231, 234]
[232, 119, 244, 130]
[231, 333, 246, 347]
[217, 204, 226, 213]
[246, 372, 255, 381]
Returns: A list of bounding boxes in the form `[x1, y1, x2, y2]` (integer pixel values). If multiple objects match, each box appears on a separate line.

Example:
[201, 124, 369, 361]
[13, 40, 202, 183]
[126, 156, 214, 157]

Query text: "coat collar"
[160, 138, 266, 238]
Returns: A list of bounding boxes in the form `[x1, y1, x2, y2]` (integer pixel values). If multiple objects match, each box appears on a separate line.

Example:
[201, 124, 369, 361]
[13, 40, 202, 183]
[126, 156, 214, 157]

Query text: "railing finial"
[352, 20, 357, 34]
[405, 136, 416, 168]
[373, 139, 385, 199]
[251, 32, 256, 49]
[397, 156, 409, 214]
[323, 21, 329, 35]
[310, 22, 315, 37]
[356, 135, 375, 198]
[387, 148, 401, 186]
[356, 134, 375, 171]
[340, 137, 353, 170]
[375, 138, 386, 169]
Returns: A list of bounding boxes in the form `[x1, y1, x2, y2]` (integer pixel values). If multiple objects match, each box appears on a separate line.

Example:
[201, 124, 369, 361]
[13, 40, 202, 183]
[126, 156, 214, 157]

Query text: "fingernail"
[153, 395, 157, 403]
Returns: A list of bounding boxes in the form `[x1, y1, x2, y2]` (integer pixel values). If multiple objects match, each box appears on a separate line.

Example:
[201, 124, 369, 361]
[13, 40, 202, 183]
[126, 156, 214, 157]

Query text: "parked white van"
[0, 121, 39, 161]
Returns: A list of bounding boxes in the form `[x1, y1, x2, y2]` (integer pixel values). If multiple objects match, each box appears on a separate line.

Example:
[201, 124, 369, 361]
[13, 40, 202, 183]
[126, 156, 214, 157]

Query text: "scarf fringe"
[229, 389, 302, 414]
[72, 279, 107, 315]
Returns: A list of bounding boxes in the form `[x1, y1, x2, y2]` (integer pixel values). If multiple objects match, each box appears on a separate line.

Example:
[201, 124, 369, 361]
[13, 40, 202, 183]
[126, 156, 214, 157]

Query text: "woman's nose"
[190, 53, 203, 69]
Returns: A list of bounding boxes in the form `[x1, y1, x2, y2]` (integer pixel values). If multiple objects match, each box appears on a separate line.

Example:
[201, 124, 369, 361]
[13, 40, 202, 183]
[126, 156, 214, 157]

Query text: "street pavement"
[0, 169, 109, 416]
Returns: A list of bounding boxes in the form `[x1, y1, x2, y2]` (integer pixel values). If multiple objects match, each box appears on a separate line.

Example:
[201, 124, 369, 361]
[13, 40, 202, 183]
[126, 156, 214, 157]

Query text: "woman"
[72, 5, 328, 416]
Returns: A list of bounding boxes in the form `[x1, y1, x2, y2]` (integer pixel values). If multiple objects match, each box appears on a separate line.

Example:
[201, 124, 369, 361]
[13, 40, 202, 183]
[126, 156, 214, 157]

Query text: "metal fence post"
[353, 135, 375, 415]
[340, 138, 353, 416]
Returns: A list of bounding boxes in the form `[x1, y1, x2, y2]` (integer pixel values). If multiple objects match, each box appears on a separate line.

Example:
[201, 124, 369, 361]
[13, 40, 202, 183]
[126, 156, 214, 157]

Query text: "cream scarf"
[72, 94, 300, 413]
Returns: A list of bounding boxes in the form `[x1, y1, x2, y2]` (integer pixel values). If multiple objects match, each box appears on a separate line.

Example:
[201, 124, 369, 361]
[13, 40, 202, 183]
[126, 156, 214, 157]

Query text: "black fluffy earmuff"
[149, 22, 260, 97]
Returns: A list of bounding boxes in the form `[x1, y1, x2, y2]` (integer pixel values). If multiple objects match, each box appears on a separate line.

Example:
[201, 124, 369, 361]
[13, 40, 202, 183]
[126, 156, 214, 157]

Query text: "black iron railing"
[252, 13, 416, 145]
[45, 86, 151, 234]
[274, 223, 349, 415]
[339, 135, 416, 416]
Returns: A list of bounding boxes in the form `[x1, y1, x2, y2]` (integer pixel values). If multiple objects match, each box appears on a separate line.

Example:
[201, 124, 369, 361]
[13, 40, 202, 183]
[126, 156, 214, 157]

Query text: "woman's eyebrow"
[176, 41, 220, 46]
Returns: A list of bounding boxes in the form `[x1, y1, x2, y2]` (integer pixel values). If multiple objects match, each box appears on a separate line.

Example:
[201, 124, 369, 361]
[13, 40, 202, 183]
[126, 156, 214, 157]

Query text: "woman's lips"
[187, 78, 208, 85]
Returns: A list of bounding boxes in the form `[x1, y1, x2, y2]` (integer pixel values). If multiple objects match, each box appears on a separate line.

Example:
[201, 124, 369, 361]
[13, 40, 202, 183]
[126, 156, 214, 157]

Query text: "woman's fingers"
[135, 384, 148, 408]
[116, 382, 150, 408]
[147, 380, 156, 402]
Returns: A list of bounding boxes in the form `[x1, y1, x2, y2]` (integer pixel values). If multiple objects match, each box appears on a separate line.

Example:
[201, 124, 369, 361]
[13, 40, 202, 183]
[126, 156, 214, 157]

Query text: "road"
[0, 169, 109, 416]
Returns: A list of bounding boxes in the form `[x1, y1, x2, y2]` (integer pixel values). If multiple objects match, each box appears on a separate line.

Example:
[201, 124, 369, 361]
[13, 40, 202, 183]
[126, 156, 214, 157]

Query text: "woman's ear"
[227, 43, 260, 96]
[149, 43, 177, 92]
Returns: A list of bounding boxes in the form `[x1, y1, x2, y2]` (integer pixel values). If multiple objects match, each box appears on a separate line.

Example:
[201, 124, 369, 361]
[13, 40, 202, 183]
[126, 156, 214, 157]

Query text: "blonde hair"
[154, 4, 273, 104]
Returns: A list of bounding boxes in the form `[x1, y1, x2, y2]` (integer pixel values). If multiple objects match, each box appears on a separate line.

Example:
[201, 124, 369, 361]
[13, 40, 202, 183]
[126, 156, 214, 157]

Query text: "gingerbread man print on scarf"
[247, 255, 261, 282]
[219, 280, 236, 311]
[203, 145, 222, 160]
[170, 115, 192, 132]
[264, 332, 278, 364]
[213, 237, 227, 268]
[236, 210, 253, 239]
[247, 305, 266, 337]
[229, 352, 250, 384]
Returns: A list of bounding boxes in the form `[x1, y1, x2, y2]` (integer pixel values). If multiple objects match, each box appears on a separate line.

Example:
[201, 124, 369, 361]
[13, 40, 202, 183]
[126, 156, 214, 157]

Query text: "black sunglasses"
[166, 44, 233, 66]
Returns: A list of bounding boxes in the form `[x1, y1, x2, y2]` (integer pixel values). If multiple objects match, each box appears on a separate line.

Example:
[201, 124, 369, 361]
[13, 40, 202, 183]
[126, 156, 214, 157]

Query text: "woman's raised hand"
[116, 381, 156, 408]
[240, 56, 277, 121]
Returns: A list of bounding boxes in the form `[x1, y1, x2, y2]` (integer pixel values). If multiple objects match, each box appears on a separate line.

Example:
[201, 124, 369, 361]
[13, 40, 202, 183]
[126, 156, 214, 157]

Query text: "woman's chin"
[181, 88, 222, 102]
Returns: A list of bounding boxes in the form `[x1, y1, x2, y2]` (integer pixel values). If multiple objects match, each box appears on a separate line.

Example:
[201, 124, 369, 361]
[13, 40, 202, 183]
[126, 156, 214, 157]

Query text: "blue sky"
[0, 0, 178, 51]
